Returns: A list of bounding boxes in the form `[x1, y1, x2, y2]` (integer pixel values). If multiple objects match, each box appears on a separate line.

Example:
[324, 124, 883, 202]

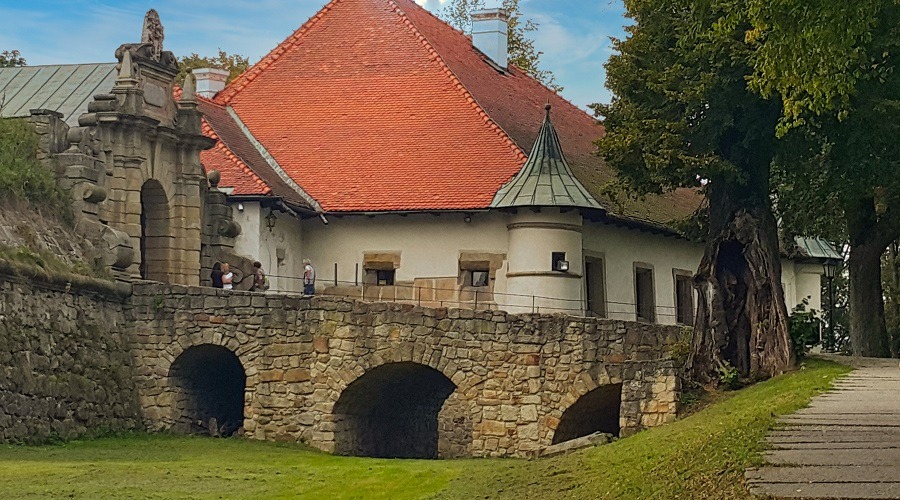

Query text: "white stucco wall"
[231, 202, 305, 292]
[782, 260, 823, 313]
[583, 223, 704, 325]
[302, 212, 510, 288]
[230, 205, 825, 323]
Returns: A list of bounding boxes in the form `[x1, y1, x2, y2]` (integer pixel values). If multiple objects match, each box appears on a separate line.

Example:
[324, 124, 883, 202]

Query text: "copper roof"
[492, 105, 603, 210]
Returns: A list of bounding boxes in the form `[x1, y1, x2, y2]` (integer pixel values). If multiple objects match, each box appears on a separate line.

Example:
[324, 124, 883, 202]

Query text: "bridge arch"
[551, 383, 623, 444]
[332, 361, 460, 458]
[169, 344, 246, 436]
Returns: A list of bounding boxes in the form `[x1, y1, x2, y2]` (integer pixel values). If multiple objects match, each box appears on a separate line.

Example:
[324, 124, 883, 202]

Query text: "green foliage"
[176, 50, 250, 86]
[438, 0, 561, 91]
[0, 118, 69, 218]
[0, 360, 850, 499]
[788, 299, 821, 360]
[746, 0, 891, 135]
[0, 50, 26, 68]
[595, 0, 780, 208]
[669, 326, 693, 366]
[764, 1, 900, 357]
[716, 361, 741, 390]
[882, 243, 900, 357]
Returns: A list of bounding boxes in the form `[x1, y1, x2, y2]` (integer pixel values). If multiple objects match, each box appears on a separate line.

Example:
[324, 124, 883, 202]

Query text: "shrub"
[0, 118, 69, 219]
[788, 299, 821, 360]
[716, 361, 741, 390]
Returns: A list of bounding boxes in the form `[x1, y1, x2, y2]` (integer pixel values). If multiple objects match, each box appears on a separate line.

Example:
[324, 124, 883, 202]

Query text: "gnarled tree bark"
[687, 185, 794, 383]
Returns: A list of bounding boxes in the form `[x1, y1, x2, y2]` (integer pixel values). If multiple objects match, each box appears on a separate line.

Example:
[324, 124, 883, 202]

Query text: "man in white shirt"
[303, 259, 315, 295]
[222, 262, 234, 290]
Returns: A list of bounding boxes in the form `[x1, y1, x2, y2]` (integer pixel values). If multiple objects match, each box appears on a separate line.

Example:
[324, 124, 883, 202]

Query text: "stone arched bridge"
[131, 282, 681, 458]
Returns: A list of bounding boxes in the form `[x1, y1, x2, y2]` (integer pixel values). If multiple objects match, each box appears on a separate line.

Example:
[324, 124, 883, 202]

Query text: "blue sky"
[0, 0, 627, 109]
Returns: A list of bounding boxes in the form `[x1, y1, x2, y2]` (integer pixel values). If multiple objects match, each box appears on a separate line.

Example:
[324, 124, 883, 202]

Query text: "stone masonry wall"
[131, 283, 682, 458]
[0, 268, 142, 443]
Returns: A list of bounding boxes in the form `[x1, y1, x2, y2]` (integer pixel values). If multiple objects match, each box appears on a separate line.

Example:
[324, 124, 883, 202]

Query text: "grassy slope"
[0, 359, 849, 500]
[440, 358, 851, 499]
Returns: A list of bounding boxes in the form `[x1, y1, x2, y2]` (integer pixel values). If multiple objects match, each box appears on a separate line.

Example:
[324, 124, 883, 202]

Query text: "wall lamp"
[265, 210, 277, 232]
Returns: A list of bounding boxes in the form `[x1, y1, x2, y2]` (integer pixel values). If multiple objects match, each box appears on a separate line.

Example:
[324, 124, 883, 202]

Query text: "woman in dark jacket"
[210, 262, 224, 288]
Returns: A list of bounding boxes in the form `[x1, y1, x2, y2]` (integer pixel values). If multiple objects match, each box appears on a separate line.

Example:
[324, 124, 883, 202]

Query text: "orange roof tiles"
[205, 0, 702, 223]
[216, 0, 526, 212]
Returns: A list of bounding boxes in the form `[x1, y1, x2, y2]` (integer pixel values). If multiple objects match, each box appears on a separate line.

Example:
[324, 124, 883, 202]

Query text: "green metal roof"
[0, 63, 118, 126]
[794, 236, 841, 261]
[491, 104, 603, 210]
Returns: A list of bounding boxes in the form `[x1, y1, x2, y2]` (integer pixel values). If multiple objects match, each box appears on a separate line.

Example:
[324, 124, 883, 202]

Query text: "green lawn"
[0, 358, 850, 500]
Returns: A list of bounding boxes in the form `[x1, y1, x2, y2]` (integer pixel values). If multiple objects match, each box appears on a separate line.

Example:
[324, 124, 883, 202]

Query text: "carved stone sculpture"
[141, 9, 164, 62]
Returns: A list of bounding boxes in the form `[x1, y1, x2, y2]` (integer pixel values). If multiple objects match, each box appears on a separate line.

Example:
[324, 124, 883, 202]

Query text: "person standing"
[210, 262, 224, 289]
[303, 259, 315, 295]
[250, 261, 269, 292]
[222, 262, 234, 290]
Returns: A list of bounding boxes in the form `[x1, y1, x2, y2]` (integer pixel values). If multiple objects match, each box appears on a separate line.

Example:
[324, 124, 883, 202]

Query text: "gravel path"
[747, 356, 900, 499]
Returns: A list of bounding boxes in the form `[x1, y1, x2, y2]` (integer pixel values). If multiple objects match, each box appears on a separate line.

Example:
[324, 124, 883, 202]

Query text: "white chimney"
[193, 68, 230, 98]
[471, 8, 509, 69]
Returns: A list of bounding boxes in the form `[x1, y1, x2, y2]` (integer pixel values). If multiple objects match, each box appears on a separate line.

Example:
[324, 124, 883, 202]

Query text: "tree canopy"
[0, 50, 26, 68]
[597, 0, 792, 382]
[177, 50, 250, 86]
[759, 0, 900, 357]
[439, 0, 561, 91]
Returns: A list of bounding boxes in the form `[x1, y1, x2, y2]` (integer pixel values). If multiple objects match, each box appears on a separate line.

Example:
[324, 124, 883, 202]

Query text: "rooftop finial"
[141, 9, 164, 62]
[182, 72, 196, 102]
[545, 102, 552, 119]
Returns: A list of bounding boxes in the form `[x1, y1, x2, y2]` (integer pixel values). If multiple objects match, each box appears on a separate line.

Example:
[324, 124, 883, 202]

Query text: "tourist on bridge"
[210, 262, 224, 289]
[303, 259, 315, 295]
[222, 263, 234, 290]
[250, 261, 269, 292]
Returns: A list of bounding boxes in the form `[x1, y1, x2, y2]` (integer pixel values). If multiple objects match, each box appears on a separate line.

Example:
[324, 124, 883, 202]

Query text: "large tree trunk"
[687, 196, 794, 383]
[848, 240, 892, 357]
[845, 198, 894, 358]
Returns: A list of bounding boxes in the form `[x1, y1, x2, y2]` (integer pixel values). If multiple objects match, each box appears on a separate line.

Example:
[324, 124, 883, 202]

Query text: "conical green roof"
[491, 104, 603, 210]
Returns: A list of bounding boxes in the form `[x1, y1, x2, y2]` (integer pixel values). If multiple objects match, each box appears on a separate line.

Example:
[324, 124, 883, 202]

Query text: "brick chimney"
[471, 7, 509, 69]
[193, 68, 230, 98]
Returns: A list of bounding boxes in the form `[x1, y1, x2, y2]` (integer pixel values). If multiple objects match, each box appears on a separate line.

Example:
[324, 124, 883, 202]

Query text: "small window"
[376, 270, 395, 286]
[552, 252, 568, 272]
[675, 273, 694, 325]
[470, 270, 490, 287]
[635, 266, 655, 322]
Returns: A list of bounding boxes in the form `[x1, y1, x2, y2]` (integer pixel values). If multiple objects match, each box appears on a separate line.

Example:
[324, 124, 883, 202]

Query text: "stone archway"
[140, 179, 172, 281]
[332, 362, 457, 458]
[169, 344, 246, 436]
[552, 383, 622, 444]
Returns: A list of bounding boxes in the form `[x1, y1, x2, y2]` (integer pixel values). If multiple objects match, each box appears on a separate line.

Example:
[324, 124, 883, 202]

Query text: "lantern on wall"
[265, 210, 277, 232]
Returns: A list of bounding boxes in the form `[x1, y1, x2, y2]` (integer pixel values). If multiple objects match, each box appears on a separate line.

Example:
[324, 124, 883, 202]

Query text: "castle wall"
[0, 269, 141, 443]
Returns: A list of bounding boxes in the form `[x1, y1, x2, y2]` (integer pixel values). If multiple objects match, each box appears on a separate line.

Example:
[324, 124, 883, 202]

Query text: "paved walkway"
[747, 356, 900, 499]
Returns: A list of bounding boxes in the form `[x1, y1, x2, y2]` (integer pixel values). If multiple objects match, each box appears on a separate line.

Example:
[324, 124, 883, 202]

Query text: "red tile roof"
[398, 0, 702, 224]
[199, 103, 272, 197]
[206, 0, 702, 223]
[173, 85, 272, 197]
[197, 97, 314, 209]
[215, 0, 526, 212]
